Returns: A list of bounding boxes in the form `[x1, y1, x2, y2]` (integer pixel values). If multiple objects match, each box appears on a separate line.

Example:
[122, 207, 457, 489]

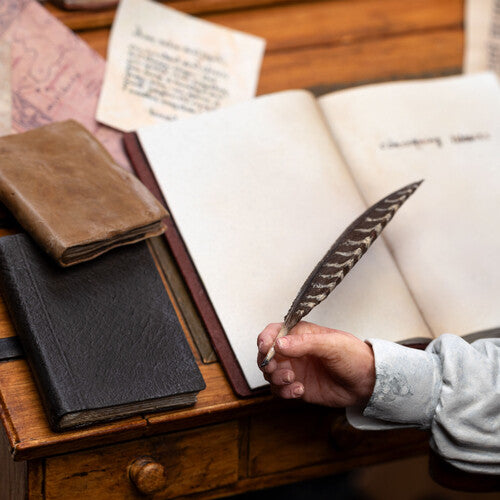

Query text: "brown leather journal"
[123, 132, 261, 397]
[0, 120, 167, 266]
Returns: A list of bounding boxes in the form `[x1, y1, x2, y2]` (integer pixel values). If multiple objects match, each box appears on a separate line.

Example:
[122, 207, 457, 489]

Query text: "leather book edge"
[123, 133, 265, 398]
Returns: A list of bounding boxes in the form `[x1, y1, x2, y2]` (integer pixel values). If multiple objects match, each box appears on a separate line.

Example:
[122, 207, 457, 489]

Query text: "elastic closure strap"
[0, 337, 24, 361]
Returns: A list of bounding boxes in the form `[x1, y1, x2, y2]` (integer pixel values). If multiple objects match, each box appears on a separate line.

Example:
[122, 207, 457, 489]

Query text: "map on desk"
[0, 0, 129, 168]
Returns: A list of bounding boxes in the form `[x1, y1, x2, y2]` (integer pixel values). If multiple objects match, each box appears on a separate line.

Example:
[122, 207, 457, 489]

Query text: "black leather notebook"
[0, 234, 205, 431]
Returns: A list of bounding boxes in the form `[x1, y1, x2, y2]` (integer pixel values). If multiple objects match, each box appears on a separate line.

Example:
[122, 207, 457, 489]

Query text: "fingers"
[262, 356, 293, 382]
[258, 324, 296, 393]
[257, 323, 283, 367]
[257, 323, 281, 352]
[271, 381, 304, 399]
[274, 326, 346, 361]
[259, 330, 326, 402]
[265, 367, 295, 385]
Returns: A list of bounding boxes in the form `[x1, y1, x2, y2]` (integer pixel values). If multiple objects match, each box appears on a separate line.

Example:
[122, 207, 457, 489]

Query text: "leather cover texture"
[0, 120, 167, 266]
[124, 132, 263, 398]
[0, 234, 205, 431]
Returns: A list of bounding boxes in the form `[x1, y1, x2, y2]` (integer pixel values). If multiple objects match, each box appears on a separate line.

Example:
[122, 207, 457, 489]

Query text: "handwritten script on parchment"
[124, 28, 230, 118]
[96, 0, 265, 132]
[464, 0, 500, 75]
[0, 0, 128, 168]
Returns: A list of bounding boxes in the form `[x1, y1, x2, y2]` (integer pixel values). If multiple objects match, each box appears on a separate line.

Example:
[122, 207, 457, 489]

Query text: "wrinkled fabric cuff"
[363, 339, 442, 428]
[346, 406, 413, 430]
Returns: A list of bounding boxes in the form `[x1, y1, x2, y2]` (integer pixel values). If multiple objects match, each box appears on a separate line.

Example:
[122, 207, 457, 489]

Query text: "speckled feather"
[260, 180, 423, 367]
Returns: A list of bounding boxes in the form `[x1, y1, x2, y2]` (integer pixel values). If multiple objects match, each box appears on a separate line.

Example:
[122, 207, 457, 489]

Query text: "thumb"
[274, 331, 342, 361]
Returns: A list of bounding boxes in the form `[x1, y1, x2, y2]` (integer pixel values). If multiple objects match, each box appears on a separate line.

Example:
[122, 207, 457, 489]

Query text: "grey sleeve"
[362, 334, 500, 475]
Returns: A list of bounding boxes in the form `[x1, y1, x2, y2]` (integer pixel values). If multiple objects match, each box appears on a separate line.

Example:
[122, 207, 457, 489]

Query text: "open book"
[124, 72, 500, 396]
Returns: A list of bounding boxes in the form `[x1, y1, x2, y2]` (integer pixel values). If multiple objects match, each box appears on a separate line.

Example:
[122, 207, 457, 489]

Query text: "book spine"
[0, 238, 68, 430]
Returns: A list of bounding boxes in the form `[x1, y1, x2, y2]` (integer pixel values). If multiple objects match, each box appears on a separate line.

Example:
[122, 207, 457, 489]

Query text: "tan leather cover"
[0, 120, 167, 266]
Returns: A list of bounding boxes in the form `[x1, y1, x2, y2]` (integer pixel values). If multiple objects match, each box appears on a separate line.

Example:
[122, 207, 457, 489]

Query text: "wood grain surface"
[44, 422, 240, 499]
[48, 0, 299, 29]
[77, 0, 464, 92]
[48, 0, 463, 39]
[248, 408, 428, 476]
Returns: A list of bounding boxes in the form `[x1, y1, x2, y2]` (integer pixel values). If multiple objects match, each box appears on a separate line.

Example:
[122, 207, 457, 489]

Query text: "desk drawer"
[44, 421, 239, 499]
[249, 406, 427, 476]
[249, 406, 340, 476]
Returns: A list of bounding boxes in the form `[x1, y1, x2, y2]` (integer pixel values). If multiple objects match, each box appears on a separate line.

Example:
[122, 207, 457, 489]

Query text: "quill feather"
[260, 180, 423, 367]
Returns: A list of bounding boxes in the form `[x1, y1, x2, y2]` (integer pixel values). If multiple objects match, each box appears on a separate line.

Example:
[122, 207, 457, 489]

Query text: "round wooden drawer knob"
[129, 456, 167, 495]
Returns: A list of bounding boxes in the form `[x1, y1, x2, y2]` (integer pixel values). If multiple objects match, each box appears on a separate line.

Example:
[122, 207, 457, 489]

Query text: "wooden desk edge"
[0, 358, 278, 461]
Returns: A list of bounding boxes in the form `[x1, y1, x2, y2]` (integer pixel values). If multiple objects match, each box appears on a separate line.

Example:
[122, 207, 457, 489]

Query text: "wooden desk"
[0, 1, 464, 498]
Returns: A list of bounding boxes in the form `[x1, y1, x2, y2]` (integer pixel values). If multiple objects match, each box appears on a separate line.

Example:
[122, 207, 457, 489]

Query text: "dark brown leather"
[0, 234, 205, 431]
[0, 120, 167, 266]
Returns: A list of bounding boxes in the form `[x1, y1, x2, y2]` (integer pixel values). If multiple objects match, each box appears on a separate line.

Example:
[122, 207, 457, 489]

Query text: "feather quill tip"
[259, 326, 288, 368]
[259, 353, 272, 368]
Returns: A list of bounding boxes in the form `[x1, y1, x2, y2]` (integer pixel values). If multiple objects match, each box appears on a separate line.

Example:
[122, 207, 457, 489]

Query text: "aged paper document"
[464, 0, 500, 74]
[0, 42, 11, 136]
[97, 0, 265, 132]
[0, 0, 128, 167]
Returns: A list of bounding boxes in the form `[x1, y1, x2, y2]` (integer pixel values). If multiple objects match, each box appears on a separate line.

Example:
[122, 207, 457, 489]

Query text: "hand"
[257, 322, 375, 408]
